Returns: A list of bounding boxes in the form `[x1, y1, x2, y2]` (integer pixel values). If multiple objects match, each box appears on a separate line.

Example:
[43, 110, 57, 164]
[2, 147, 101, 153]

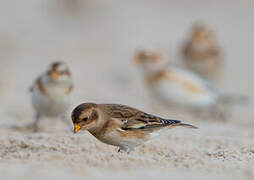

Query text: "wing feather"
[101, 104, 183, 130]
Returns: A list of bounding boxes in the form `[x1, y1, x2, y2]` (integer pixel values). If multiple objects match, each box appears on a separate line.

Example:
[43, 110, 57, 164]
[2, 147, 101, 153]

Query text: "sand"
[0, 0, 254, 179]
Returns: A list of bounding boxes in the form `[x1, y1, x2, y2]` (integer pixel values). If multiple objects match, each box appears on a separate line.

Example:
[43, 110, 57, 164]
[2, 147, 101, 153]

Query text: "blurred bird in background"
[181, 23, 223, 82]
[30, 61, 74, 132]
[134, 48, 248, 120]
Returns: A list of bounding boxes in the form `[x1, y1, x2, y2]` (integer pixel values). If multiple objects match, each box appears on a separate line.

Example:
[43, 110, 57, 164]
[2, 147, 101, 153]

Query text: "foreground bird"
[134, 49, 247, 116]
[30, 61, 74, 131]
[182, 23, 223, 81]
[72, 103, 197, 153]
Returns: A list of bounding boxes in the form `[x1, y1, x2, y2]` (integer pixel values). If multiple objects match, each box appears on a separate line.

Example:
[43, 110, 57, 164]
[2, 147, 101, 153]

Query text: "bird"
[134, 48, 247, 117]
[30, 61, 74, 132]
[71, 103, 197, 153]
[181, 23, 223, 81]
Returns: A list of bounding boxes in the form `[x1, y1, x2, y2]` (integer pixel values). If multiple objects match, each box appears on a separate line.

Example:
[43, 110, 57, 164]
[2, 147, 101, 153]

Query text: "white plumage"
[30, 62, 73, 131]
[149, 66, 219, 109]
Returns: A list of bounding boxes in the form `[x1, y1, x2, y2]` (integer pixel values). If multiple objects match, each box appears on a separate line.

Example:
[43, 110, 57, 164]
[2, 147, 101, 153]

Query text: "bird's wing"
[29, 77, 40, 92]
[102, 104, 196, 130]
[149, 68, 218, 107]
[31, 76, 47, 95]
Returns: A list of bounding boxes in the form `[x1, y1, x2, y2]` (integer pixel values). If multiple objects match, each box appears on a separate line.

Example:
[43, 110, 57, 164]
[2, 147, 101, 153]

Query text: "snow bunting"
[72, 103, 197, 153]
[134, 49, 247, 113]
[30, 61, 74, 131]
[181, 23, 223, 81]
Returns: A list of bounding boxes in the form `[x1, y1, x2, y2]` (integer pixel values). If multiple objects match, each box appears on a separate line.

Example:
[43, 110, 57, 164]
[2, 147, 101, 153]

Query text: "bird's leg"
[117, 146, 131, 154]
[117, 147, 121, 153]
[33, 113, 40, 132]
[125, 147, 131, 154]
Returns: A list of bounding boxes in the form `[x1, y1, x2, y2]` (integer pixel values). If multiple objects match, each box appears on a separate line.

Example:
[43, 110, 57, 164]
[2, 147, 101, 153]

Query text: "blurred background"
[0, 0, 253, 179]
[0, 0, 252, 110]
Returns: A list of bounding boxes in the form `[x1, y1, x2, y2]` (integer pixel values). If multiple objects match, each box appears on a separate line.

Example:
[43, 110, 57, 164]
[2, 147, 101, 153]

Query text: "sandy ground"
[0, 0, 254, 179]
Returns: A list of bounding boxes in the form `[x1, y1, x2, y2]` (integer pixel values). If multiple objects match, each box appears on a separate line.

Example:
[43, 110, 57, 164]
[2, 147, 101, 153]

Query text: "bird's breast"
[91, 128, 150, 148]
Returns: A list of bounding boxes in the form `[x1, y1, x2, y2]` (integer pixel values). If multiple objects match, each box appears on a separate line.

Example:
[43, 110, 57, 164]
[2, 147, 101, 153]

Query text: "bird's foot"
[117, 147, 131, 154]
[117, 147, 121, 153]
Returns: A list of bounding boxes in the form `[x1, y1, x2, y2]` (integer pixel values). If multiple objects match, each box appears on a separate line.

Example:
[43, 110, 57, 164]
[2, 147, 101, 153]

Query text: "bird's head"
[71, 103, 99, 133]
[190, 23, 215, 48]
[133, 48, 168, 74]
[47, 61, 71, 82]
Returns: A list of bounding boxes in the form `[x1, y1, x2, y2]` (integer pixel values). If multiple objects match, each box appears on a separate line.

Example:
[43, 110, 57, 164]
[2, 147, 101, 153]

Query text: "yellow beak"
[74, 124, 81, 133]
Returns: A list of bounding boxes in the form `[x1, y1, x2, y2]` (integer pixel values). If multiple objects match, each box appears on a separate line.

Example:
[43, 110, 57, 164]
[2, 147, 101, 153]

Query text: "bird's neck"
[41, 75, 72, 97]
[145, 69, 168, 85]
[88, 109, 108, 137]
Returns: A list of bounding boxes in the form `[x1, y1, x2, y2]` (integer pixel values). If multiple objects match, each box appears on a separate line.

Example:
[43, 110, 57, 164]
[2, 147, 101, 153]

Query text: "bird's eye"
[82, 117, 88, 122]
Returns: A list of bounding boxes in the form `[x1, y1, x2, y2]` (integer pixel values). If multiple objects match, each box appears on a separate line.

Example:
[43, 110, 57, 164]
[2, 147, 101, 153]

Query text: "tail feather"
[166, 119, 198, 129]
[175, 123, 198, 129]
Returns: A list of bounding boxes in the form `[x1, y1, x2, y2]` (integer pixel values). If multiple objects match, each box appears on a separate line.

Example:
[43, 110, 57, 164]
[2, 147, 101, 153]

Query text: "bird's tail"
[168, 120, 198, 129]
[175, 122, 198, 129]
[219, 94, 250, 105]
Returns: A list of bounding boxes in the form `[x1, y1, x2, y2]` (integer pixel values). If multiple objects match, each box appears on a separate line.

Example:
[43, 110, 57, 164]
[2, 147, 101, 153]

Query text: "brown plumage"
[34, 77, 47, 95]
[182, 23, 223, 81]
[72, 103, 197, 153]
[65, 84, 74, 95]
